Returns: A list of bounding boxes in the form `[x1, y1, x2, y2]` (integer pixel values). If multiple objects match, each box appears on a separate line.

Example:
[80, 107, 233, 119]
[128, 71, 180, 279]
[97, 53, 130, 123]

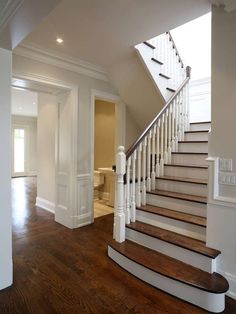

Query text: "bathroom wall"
[94, 100, 115, 170]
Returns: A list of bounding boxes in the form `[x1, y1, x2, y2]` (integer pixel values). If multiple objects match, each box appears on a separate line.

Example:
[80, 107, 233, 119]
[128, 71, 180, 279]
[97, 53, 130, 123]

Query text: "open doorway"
[93, 99, 116, 218]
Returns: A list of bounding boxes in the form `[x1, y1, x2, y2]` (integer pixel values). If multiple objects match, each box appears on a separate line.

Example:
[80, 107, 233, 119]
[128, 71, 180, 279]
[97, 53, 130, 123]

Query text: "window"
[14, 128, 25, 173]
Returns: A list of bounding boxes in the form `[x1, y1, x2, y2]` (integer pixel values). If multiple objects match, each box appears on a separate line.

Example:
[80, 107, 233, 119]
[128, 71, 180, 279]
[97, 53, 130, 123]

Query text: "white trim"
[207, 157, 236, 208]
[0, 0, 24, 33]
[190, 77, 211, 87]
[217, 270, 236, 299]
[36, 197, 55, 214]
[13, 44, 109, 82]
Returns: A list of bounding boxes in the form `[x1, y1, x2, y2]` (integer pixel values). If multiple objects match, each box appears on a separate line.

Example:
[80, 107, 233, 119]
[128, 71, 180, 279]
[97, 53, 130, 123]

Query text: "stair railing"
[114, 65, 191, 242]
[148, 31, 185, 90]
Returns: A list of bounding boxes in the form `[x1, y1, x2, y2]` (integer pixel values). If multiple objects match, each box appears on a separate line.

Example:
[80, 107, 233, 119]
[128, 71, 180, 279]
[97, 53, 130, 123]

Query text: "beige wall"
[12, 115, 37, 176]
[125, 108, 141, 149]
[37, 93, 57, 204]
[94, 100, 115, 169]
[211, 6, 236, 198]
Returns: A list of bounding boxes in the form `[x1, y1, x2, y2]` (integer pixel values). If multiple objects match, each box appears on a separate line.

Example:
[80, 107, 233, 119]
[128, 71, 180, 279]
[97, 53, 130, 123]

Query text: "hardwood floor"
[0, 177, 235, 313]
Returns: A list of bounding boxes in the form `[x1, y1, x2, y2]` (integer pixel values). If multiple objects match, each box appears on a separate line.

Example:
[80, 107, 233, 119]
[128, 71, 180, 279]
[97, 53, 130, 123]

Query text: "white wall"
[189, 78, 211, 122]
[12, 115, 37, 176]
[0, 48, 12, 290]
[207, 6, 236, 299]
[36, 94, 57, 211]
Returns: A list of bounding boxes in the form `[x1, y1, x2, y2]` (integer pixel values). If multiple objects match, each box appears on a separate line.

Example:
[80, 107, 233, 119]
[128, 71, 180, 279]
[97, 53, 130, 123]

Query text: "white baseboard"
[36, 197, 55, 214]
[220, 271, 236, 300]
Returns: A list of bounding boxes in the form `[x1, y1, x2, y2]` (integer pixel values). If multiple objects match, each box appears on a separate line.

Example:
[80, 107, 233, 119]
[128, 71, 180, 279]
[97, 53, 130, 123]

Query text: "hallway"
[0, 177, 235, 313]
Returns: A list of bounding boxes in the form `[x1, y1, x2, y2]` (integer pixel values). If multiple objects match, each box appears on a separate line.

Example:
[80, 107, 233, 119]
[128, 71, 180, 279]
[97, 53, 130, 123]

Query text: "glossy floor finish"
[0, 177, 236, 313]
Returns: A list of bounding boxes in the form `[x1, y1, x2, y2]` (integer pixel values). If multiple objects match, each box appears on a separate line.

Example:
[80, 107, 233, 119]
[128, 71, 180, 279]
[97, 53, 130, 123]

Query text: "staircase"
[108, 32, 229, 313]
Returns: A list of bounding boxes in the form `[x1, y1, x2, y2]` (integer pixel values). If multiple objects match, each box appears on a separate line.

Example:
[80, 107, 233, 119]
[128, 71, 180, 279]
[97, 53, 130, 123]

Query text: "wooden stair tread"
[151, 57, 163, 65]
[136, 204, 206, 226]
[127, 220, 220, 258]
[156, 175, 207, 185]
[178, 140, 208, 143]
[190, 121, 211, 125]
[185, 130, 209, 134]
[109, 239, 228, 293]
[164, 163, 208, 169]
[148, 189, 207, 204]
[143, 41, 155, 49]
[172, 152, 208, 155]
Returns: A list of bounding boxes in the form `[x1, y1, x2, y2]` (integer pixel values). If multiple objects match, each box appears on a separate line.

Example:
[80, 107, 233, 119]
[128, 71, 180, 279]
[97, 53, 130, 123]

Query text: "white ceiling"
[12, 88, 38, 117]
[22, 0, 211, 68]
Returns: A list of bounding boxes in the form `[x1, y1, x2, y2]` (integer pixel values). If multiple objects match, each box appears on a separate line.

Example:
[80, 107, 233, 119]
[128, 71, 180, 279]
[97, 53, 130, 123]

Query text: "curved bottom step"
[108, 240, 228, 313]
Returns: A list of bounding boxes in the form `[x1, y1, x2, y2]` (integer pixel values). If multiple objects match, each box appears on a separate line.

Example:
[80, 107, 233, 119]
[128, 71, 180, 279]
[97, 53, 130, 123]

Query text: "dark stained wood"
[143, 41, 155, 49]
[1, 177, 235, 313]
[126, 221, 220, 258]
[159, 73, 170, 79]
[151, 57, 163, 65]
[185, 130, 209, 134]
[156, 176, 208, 185]
[190, 121, 211, 125]
[167, 31, 184, 68]
[109, 240, 229, 293]
[126, 76, 191, 159]
[178, 141, 208, 143]
[136, 204, 206, 227]
[148, 189, 207, 204]
[164, 163, 208, 169]
[166, 87, 176, 92]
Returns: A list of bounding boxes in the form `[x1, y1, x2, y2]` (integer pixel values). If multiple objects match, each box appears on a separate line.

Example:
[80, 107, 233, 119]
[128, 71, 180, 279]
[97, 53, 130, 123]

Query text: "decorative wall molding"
[207, 157, 236, 208]
[0, 0, 24, 33]
[13, 44, 109, 82]
[76, 174, 93, 226]
[212, 0, 236, 12]
[36, 197, 55, 214]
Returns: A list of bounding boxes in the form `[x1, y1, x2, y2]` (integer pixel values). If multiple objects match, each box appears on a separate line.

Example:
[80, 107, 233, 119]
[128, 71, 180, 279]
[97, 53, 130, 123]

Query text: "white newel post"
[114, 146, 126, 243]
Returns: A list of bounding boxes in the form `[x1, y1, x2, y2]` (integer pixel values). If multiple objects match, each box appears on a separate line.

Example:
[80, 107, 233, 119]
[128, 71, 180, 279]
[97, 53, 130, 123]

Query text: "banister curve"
[126, 66, 191, 159]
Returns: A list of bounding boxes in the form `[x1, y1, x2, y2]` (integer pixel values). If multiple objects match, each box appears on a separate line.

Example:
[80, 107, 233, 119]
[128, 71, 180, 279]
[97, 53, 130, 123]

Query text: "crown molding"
[13, 43, 109, 82]
[0, 0, 24, 33]
[212, 0, 236, 12]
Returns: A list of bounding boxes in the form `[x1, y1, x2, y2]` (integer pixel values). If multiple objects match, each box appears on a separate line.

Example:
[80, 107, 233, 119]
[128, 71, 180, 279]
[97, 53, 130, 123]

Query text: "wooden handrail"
[126, 66, 191, 159]
[167, 31, 184, 68]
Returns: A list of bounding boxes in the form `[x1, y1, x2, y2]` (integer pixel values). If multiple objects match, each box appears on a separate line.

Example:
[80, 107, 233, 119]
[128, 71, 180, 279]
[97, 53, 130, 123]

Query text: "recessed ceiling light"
[56, 37, 63, 44]
[33, 102, 36, 105]
[19, 106, 22, 110]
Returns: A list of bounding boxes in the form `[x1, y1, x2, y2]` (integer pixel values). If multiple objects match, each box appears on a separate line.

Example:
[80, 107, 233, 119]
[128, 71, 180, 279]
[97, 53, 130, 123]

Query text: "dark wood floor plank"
[0, 177, 234, 314]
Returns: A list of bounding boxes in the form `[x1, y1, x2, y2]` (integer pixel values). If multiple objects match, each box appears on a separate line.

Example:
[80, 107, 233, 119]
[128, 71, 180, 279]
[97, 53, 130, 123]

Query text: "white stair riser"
[147, 193, 206, 217]
[108, 247, 225, 313]
[185, 132, 209, 141]
[178, 142, 208, 153]
[190, 123, 211, 131]
[171, 154, 208, 166]
[126, 228, 215, 273]
[164, 166, 208, 180]
[136, 209, 206, 241]
[156, 179, 207, 197]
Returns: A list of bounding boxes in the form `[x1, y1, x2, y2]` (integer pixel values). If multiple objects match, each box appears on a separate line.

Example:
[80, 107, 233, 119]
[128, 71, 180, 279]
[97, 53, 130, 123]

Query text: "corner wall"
[207, 6, 236, 299]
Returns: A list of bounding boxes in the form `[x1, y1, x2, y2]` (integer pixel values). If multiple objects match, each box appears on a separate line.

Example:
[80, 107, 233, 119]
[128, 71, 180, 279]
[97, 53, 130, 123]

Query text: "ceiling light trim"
[0, 0, 24, 33]
[13, 43, 109, 82]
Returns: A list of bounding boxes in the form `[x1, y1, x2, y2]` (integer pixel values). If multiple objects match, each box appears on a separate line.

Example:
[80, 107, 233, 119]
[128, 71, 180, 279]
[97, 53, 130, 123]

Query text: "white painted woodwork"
[126, 228, 215, 273]
[164, 165, 208, 180]
[142, 138, 147, 205]
[126, 158, 131, 224]
[136, 209, 206, 241]
[147, 193, 206, 217]
[0, 48, 12, 290]
[171, 153, 208, 166]
[185, 131, 209, 141]
[131, 152, 136, 222]
[178, 141, 208, 153]
[190, 122, 211, 131]
[108, 246, 226, 313]
[156, 179, 207, 197]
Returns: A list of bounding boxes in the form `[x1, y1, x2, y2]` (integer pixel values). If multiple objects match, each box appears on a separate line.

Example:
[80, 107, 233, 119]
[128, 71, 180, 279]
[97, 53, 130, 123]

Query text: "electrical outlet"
[219, 158, 233, 172]
[219, 172, 236, 185]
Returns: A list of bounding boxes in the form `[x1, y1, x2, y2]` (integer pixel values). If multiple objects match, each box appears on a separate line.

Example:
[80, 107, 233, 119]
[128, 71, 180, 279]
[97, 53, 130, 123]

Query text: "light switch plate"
[219, 158, 233, 172]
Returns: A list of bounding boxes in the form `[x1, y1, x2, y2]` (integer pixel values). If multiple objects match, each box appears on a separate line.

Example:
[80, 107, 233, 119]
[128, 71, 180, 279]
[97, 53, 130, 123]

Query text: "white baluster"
[141, 137, 147, 205]
[131, 151, 136, 222]
[126, 157, 131, 224]
[164, 109, 168, 164]
[147, 131, 152, 192]
[186, 82, 190, 130]
[136, 144, 142, 207]
[156, 120, 160, 177]
[151, 125, 156, 190]
[181, 89, 185, 140]
[168, 104, 172, 163]
[175, 95, 179, 151]
[114, 146, 126, 243]
[171, 100, 176, 152]
[160, 114, 164, 176]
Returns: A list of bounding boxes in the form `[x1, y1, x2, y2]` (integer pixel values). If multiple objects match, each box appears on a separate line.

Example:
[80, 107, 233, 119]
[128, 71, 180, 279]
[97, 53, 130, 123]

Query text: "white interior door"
[12, 127, 27, 177]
